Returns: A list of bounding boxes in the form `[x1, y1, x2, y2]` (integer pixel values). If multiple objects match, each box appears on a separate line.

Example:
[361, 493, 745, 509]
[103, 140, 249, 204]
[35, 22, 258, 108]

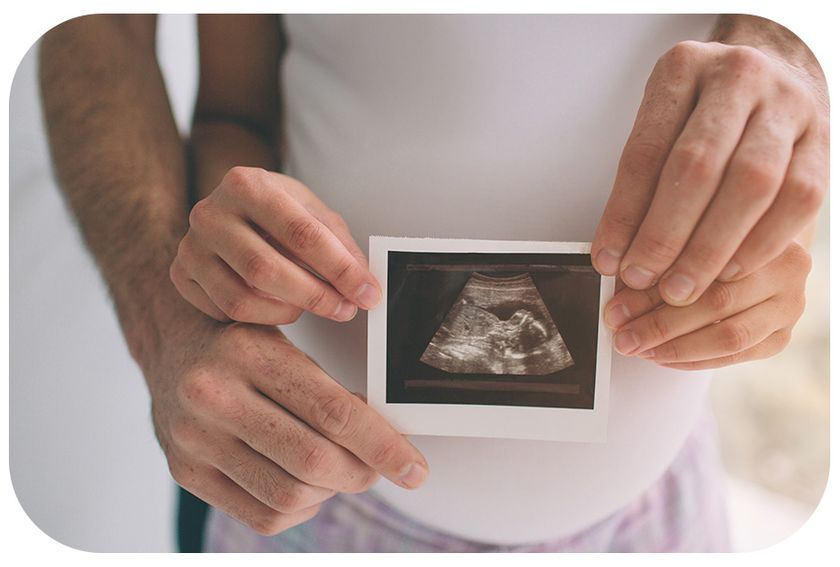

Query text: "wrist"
[710, 15, 827, 99]
[114, 271, 212, 376]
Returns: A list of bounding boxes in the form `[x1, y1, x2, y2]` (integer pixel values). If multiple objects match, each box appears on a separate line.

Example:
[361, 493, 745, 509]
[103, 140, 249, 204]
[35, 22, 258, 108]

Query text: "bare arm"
[190, 14, 283, 199]
[39, 15, 195, 366]
[41, 14, 426, 536]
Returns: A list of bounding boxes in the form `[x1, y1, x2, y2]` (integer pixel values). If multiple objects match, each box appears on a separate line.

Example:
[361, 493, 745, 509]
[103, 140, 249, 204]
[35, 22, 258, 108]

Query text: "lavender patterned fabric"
[204, 411, 731, 552]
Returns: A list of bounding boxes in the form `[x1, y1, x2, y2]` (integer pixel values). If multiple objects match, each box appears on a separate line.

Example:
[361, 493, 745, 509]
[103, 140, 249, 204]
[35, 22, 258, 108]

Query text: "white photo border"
[367, 236, 614, 442]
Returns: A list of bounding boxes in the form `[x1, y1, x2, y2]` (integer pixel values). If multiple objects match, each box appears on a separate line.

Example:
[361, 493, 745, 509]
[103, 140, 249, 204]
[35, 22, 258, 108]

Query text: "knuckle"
[736, 160, 780, 196]
[224, 166, 264, 199]
[358, 468, 380, 492]
[285, 216, 324, 252]
[660, 40, 701, 72]
[792, 176, 826, 213]
[188, 199, 214, 229]
[368, 438, 400, 469]
[251, 511, 287, 537]
[303, 284, 330, 312]
[169, 258, 185, 286]
[777, 80, 814, 110]
[219, 291, 251, 321]
[775, 330, 794, 353]
[721, 321, 752, 352]
[621, 138, 667, 177]
[178, 368, 242, 419]
[300, 440, 334, 479]
[277, 307, 304, 325]
[725, 45, 767, 74]
[601, 212, 639, 239]
[177, 368, 215, 407]
[636, 233, 682, 263]
[646, 313, 671, 343]
[790, 244, 813, 275]
[167, 459, 196, 489]
[269, 484, 304, 513]
[683, 242, 724, 273]
[242, 251, 279, 289]
[705, 283, 736, 313]
[331, 257, 360, 286]
[672, 142, 717, 181]
[312, 393, 356, 439]
[325, 209, 348, 228]
[345, 467, 380, 493]
[659, 341, 679, 361]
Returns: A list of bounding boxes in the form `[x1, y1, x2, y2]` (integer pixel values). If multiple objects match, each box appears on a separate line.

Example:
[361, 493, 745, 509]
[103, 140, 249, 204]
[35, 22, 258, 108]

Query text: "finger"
[659, 329, 791, 370]
[192, 253, 304, 325]
[213, 438, 336, 513]
[592, 44, 700, 275]
[638, 298, 783, 363]
[314, 207, 370, 270]
[656, 107, 800, 305]
[233, 386, 378, 493]
[170, 460, 320, 536]
[721, 128, 828, 281]
[191, 214, 358, 322]
[611, 275, 776, 356]
[604, 285, 663, 329]
[618, 76, 755, 290]
[226, 169, 382, 309]
[254, 349, 429, 490]
[170, 257, 230, 321]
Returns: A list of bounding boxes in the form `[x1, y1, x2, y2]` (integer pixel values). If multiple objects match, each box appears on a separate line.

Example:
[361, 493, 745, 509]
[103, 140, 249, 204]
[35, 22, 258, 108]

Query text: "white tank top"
[278, 14, 718, 544]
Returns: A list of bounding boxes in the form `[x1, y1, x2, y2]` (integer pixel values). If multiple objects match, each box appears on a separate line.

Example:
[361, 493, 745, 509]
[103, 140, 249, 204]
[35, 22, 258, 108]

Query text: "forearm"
[39, 15, 198, 369]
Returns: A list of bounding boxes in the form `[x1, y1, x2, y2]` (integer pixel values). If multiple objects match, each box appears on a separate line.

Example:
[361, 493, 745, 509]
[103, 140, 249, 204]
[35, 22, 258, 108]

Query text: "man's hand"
[592, 28, 828, 306]
[170, 166, 382, 325]
[145, 315, 428, 536]
[603, 242, 810, 370]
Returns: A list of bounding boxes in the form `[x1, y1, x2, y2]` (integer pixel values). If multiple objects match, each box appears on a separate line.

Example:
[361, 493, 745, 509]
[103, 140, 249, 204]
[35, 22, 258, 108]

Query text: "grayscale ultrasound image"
[386, 252, 601, 409]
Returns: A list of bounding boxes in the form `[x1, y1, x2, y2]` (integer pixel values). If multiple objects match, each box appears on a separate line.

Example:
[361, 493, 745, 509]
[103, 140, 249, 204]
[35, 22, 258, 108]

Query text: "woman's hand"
[170, 166, 382, 325]
[592, 37, 828, 306]
[604, 242, 811, 370]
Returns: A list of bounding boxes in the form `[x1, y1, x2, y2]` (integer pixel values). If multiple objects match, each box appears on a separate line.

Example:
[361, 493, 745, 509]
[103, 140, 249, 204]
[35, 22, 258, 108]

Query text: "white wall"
[10, 15, 197, 552]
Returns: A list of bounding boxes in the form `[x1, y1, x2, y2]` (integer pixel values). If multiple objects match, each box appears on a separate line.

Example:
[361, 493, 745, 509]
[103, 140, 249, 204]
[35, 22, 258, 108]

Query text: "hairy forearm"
[39, 15, 198, 367]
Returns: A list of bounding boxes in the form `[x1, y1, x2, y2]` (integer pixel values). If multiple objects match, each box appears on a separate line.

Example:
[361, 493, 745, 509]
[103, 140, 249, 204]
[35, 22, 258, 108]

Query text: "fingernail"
[719, 261, 740, 281]
[398, 462, 428, 489]
[595, 248, 622, 275]
[622, 265, 656, 289]
[332, 300, 358, 321]
[638, 349, 655, 359]
[614, 329, 640, 355]
[661, 273, 695, 303]
[605, 303, 632, 329]
[355, 283, 381, 309]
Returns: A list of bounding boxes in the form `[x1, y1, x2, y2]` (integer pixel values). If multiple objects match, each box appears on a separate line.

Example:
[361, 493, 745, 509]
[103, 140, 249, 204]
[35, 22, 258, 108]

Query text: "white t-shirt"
[278, 14, 719, 544]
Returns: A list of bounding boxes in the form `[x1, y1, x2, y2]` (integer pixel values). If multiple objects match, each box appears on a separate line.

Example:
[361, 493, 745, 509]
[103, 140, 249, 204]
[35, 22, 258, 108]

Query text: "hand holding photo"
[367, 237, 614, 442]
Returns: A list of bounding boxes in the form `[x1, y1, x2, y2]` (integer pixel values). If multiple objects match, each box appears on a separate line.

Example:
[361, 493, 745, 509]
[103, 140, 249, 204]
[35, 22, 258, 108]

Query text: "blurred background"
[9, 14, 829, 552]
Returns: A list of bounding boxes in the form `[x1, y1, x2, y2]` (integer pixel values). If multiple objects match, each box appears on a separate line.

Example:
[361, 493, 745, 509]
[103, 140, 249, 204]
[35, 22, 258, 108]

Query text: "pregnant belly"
[283, 314, 710, 545]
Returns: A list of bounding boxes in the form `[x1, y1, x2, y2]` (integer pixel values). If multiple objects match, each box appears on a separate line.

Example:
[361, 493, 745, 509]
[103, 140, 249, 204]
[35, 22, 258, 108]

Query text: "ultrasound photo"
[385, 250, 602, 409]
[368, 237, 613, 440]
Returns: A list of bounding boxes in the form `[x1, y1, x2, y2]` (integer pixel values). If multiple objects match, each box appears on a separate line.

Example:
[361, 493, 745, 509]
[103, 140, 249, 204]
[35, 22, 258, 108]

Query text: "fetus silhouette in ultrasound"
[419, 272, 574, 376]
